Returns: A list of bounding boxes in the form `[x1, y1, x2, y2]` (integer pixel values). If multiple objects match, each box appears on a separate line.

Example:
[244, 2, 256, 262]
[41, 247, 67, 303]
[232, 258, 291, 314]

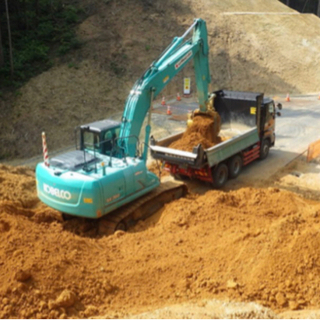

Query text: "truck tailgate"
[150, 132, 204, 167]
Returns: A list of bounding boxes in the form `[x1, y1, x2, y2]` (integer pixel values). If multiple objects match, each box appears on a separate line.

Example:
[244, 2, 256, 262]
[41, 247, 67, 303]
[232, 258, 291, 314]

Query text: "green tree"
[0, 16, 3, 67]
[0, 0, 85, 88]
[281, 0, 320, 14]
[5, 0, 14, 80]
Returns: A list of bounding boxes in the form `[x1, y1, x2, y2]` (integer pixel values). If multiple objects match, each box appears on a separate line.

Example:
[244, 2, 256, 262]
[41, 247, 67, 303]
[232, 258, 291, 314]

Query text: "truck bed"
[150, 90, 263, 169]
[150, 124, 259, 169]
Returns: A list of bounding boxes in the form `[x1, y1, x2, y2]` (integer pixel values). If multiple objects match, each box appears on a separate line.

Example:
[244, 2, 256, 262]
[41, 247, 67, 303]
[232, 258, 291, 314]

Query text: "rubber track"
[98, 181, 187, 235]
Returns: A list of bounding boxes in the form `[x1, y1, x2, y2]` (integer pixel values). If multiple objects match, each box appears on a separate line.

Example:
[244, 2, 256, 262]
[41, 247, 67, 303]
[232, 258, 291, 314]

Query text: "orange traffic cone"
[285, 93, 290, 102]
[161, 96, 166, 106]
[176, 92, 181, 101]
[167, 105, 172, 115]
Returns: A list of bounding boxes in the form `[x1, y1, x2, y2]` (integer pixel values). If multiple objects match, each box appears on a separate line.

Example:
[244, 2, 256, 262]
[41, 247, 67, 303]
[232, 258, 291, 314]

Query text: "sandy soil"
[1, 0, 320, 159]
[169, 114, 222, 151]
[272, 154, 320, 201]
[1, 161, 320, 318]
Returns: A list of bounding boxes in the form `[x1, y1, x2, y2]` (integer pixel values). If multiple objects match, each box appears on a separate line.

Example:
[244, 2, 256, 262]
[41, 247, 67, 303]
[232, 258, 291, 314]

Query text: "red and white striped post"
[42, 132, 49, 167]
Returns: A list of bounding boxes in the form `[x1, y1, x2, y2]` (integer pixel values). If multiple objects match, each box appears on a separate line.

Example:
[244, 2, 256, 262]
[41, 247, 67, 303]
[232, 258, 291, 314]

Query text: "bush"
[0, 0, 85, 88]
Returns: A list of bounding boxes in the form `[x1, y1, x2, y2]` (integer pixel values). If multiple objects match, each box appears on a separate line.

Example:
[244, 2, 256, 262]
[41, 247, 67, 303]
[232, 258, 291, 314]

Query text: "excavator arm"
[119, 18, 211, 158]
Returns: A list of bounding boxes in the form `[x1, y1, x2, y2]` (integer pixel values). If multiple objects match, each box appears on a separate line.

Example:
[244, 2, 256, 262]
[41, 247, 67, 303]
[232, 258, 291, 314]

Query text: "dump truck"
[150, 89, 281, 188]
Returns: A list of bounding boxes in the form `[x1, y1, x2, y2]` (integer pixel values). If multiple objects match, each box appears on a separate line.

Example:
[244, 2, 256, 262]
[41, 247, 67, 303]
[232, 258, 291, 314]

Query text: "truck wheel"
[228, 155, 243, 179]
[260, 139, 270, 160]
[212, 163, 228, 188]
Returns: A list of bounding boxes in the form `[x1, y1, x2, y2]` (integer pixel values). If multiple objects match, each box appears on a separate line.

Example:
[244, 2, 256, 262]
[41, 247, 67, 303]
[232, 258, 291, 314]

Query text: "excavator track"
[98, 180, 188, 235]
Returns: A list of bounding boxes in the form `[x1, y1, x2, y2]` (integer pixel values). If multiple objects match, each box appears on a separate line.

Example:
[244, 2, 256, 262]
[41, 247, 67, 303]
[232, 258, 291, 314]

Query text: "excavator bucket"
[187, 93, 221, 140]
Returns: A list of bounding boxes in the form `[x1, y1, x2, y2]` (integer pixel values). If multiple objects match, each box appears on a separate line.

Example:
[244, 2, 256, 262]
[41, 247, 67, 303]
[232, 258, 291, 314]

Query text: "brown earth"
[273, 154, 320, 202]
[169, 115, 222, 151]
[1, 0, 320, 159]
[147, 160, 170, 178]
[2, 163, 320, 318]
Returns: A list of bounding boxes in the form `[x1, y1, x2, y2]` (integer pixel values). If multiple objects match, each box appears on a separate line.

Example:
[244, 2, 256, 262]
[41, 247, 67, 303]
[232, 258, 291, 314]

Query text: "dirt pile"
[1, 164, 320, 318]
[169, 115, 222, 151]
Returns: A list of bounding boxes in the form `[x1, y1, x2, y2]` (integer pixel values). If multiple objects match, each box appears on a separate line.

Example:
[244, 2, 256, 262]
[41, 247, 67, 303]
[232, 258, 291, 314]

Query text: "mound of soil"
[169, 115, 222, 152]
[1, 165, 320, 318]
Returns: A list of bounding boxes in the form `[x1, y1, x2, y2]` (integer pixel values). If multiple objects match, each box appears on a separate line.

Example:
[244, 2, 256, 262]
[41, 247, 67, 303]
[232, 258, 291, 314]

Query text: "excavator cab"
[79, 119, 121, 156]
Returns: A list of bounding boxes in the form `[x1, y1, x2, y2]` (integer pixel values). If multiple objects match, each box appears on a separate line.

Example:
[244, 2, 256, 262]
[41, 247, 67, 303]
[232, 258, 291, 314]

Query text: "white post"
[42, 132, 49, 167]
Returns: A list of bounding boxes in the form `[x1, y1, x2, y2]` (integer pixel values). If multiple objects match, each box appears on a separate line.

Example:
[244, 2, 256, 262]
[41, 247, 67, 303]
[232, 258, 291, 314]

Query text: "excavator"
[36, 18, 215, 234]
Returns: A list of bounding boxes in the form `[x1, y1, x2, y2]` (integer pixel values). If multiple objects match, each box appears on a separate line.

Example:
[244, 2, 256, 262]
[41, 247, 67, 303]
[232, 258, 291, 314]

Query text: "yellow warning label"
[163, 75, 169, 83]
[250, 107, 256, 115]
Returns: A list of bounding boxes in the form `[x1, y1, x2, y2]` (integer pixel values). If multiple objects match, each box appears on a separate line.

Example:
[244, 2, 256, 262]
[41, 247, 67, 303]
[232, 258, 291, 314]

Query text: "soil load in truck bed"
[169, 116, 223, 152]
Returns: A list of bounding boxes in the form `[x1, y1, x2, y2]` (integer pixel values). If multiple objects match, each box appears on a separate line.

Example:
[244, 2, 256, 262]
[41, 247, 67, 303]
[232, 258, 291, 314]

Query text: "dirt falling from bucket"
[169, 114, 222, 152]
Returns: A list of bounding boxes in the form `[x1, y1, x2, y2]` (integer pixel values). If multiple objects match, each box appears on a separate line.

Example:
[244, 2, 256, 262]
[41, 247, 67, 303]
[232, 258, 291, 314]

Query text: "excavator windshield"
[80, 126, 122, 157]
[82, 130, 100, 151]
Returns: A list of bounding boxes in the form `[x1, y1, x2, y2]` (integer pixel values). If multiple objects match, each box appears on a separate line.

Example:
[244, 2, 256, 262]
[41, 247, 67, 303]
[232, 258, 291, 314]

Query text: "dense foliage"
[0, 0, 84, 89]
[280, 0, 320, 15]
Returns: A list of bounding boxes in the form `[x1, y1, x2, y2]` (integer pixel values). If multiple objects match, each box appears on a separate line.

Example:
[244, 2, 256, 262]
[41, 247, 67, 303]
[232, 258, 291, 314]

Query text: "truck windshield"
[82, 131, 100, 151]
[268, 103, 275, 114]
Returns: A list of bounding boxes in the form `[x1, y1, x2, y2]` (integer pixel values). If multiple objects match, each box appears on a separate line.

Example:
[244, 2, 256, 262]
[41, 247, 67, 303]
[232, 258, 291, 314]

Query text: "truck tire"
[212, 163, 228, 188]
[228, 155, 243, 179]
[260, 139, 270, 160]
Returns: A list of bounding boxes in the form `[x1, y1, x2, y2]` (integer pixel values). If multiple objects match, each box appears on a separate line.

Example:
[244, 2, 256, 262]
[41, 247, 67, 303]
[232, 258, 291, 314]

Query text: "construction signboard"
[183, 78, 191, 95]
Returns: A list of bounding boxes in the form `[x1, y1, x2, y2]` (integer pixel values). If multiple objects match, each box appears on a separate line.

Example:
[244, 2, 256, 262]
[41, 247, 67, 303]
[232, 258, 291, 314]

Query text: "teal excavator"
[36, 18, 215, 233]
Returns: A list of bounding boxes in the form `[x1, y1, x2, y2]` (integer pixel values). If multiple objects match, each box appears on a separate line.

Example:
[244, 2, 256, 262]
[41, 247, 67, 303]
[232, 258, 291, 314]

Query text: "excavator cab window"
[101, 127, 121, 155]
[82, 131, 101, 151]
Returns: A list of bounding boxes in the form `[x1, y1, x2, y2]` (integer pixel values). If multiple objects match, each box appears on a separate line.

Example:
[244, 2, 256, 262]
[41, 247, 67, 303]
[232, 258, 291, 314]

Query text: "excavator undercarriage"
[97, 180, 187, 235]
[62, 180, 187, 236]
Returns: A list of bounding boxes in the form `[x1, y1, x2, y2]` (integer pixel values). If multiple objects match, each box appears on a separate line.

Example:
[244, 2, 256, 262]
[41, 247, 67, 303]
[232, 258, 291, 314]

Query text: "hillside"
[1, 0, 320, 160]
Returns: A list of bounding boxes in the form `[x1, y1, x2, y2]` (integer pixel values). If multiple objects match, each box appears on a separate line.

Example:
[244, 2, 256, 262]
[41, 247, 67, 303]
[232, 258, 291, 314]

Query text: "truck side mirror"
[277, 112, 281, 117]
[277, 103, 282, 110]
